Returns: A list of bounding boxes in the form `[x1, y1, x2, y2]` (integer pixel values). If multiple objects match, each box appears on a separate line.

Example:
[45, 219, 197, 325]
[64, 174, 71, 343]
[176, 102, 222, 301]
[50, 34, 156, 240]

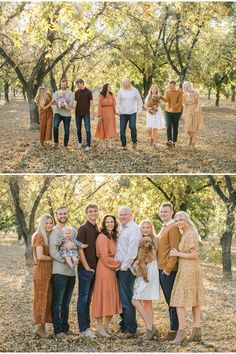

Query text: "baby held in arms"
[57, 90, 69, 109]
[55, 226, 88, 269]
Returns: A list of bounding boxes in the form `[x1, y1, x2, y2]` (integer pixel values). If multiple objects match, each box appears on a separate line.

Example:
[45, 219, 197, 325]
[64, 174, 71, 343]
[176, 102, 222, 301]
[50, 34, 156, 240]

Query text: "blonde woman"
[34, 87, 53, 147]
[32, 214, 54, 338]
[132, 220, 160, 340]
[169, 211, 204, 344]
[144, 85, 165, 147]
[182, 81, 203, 148]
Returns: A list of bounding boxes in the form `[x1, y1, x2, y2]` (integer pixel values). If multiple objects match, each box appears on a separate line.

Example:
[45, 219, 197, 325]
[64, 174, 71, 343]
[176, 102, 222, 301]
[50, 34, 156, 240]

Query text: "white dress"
[133, 258, 160, 300]
[146, 106, 165, 129]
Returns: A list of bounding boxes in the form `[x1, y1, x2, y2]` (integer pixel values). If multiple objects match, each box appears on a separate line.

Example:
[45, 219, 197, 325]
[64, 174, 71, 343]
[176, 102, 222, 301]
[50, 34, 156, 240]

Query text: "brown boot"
[188, 327, 202, 342]
[35, 324, 48, 339]
[145, 325, 158, 340]
[162, 330, 177, 341]
[170, 329, 187, 345]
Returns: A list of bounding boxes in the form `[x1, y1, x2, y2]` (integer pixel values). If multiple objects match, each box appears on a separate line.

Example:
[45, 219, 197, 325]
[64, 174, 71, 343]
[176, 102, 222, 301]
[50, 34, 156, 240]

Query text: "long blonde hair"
[183, 81, 194, 93]
[139, 219, 157, 248]
[174, 211, 201, 242]
[145, 85, 160, 106]
[32, 214, 54, 246]
[34, 86, 49, 107]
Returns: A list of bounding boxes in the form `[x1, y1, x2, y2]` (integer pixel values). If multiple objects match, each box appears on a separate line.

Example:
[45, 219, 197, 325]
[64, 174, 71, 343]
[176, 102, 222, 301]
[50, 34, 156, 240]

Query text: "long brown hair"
[100, 214, 119, 240]
[100, 83, 113, 98]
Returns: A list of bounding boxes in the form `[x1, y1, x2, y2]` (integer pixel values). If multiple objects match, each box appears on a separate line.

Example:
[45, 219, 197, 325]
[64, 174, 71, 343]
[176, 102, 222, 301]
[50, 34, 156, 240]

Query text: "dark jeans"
[75, 114, 91, 147]
[159, 270, 179, 331]
[120, 113, 137, 147]
[52, 274, 75, 335]
[53, 113, 71, 146]
[77, 268, 95, 332]
[165, 111, 181, 142]
[117, 269, 137, 333]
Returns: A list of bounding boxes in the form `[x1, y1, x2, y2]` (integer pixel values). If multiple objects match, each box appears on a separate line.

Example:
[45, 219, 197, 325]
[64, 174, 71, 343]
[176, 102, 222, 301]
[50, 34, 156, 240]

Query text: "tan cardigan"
[162, 89, 183, 113]
[157, 222, 181, 273]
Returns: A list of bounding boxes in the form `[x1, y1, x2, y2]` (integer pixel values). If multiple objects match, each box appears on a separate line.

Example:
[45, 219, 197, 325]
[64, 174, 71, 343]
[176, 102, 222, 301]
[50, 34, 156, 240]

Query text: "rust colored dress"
[95, 94, 116, 139]
[91, 233, 122, 318]
[182, 90, 204, 132]
[36, 94, 53, 144]
[32, 233, 52, 324]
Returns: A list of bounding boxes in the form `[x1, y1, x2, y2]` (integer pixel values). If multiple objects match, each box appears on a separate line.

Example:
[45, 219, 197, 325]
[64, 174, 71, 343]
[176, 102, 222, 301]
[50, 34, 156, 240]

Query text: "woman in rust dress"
[95, 83, 116, 148]
[34, 87, 53, 147]
[32, 214, 54, 338]
[91, 215, 122, 337]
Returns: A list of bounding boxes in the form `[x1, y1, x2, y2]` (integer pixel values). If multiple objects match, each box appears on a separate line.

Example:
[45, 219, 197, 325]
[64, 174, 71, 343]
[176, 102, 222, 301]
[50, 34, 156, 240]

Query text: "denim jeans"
[165, 111, 181, 142]
[159, 270, 179, 331]
[77, 268, 95, 332]
[117, 269, 137, 333]
[75, 114, 91, 147]
[52, 274, 75, 334]
[120, 113, 137, 147]
[53, 113, 71, 147]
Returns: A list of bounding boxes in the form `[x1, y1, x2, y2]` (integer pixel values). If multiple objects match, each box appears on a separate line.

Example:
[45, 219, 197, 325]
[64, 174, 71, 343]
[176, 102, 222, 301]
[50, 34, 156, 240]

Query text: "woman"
[32, 214, 54, 338]
[95, 83, 116, 148]
[34, 87, 53, 147]
[132, 220, 160, 340]
[182, 81, 204, 148]
[169, 211, 204, 344]
[144, 85, 165, 147]
[91, 215, 122, 337]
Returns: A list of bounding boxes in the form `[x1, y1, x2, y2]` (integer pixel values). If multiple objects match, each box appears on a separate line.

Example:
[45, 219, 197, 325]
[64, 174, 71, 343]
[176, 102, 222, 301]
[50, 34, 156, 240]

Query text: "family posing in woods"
[34, 78, 204, 151]
[32, 202, 204, 345]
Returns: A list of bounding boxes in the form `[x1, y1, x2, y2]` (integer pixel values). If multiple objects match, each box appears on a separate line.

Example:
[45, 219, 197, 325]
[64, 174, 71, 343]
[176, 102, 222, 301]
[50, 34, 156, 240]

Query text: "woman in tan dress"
[34, 87, 53, 147]
[32, 214, 54, 338]
[91, 215, 122, 337]
[169, 211, 204, 344]
[95, 83, 116, 149]
[182, 81, 204, 148]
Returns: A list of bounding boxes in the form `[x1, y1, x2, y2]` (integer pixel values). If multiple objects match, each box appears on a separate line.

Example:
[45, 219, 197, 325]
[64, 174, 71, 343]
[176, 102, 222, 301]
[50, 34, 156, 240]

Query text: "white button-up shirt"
[115, 220, 142, 271]
[116, 87, 143, 115]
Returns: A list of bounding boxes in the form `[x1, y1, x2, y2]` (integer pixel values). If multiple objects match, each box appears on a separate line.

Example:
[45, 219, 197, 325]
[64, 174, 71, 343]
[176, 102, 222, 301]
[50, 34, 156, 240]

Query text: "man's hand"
[163, 269, 170, 276]
[170, 248, 179, 257]
[85, 266, 95, 272]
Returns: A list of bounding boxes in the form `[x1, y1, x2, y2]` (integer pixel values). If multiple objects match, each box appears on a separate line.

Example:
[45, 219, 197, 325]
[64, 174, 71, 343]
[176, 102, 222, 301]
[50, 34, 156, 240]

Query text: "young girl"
[55, 226, 88, 269]
[170, 211, 204, 344]
[34, 87, 53, 147]
[132, 220, 160, 340]
[144, 85, 165, 147]
[32, 214, 54, 338]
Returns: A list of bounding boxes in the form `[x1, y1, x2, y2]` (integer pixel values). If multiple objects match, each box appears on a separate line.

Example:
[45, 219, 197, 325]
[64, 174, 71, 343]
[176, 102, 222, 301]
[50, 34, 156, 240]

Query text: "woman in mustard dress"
[34, 87, 53, 147]
[169, 211, 204, 344]
[182, 81, 204, 149]
[91, 215, 122, 337]
[95, 83, 116, 148]
[32, 214, 54, 338]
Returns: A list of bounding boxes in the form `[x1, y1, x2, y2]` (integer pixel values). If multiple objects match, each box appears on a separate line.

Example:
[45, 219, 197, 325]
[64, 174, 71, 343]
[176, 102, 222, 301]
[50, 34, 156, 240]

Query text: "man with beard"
[49, 206, 76, 339]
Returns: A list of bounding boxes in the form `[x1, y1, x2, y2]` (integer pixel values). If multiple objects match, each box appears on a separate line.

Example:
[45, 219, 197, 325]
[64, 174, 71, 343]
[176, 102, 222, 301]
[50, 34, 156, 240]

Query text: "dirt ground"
[0, 234, 235, 352]
[0, 96, 235, 173]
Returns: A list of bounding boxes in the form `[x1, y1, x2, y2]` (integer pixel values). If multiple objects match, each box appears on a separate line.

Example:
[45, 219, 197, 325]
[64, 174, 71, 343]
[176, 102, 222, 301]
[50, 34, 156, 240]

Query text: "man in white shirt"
[116, 79, 143, 150]
[115, 206, 142, 338]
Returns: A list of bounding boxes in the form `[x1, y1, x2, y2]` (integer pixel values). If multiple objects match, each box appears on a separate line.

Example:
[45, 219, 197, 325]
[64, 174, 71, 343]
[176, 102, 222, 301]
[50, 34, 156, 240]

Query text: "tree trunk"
[25, 240, 33, 266]
[50, 70, 58, 93]
[22, 87, 26, 101]
[208, 87, 211, 100]
[215, 86, 220, 107]
[231, 85, 235, 102]
[4, 80, 10, 103]
[13, 88, 16, 97]
[220, 206, 234, 277]
[27, 90, 39, 126]
[143, 75, 153, 98]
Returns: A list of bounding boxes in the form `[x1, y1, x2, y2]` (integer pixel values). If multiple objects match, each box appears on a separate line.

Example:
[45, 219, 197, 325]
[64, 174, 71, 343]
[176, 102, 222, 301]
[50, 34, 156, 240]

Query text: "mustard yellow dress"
[170, 229, 204, 307]
[182, 90, 204, 132]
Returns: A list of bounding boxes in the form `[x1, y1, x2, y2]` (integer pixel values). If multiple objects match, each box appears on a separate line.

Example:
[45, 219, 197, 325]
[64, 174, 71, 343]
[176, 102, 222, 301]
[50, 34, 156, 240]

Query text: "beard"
[57, 216, 68, 224]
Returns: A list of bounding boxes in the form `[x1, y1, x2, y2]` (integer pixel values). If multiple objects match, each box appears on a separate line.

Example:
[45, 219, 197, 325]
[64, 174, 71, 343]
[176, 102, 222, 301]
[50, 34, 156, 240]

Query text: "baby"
[55, 226, 88, 269]
[146, 94, 161, 115]
[57, 90, 69, 109]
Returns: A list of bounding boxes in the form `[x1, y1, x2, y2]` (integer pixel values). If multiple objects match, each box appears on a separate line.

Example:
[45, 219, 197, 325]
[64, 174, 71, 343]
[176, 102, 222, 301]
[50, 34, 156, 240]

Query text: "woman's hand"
[170, 248, 179, 257]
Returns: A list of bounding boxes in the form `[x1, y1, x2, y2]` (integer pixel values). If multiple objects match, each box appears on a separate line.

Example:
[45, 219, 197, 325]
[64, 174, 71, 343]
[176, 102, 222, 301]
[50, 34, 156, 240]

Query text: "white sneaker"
[77, 143, 82, 149]
[85, 146, 91, 151]
[81, 328, 96, 338]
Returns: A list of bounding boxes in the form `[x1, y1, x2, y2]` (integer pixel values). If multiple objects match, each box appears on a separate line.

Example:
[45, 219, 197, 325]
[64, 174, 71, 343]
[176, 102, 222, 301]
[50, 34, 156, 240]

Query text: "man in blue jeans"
[74, 79, 94, 151]
[115, 206, 142, 338]
[77, 203, 99, 338]
[52, 79, 74, 147]
[49, 206, 77, 339]
[116, 79, 143, 150]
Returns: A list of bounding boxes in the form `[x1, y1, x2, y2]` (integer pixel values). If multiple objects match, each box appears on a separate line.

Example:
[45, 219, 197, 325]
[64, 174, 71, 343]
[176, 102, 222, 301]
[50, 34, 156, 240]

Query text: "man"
[49, 206, 76, 339]
[157, 202, 181, 340]
[162, 80, 183, 147]
[53, 79, 74, 147]
[116, 79, 143, 150]
[77, 203, 99, 338]
[74, 79, 94, 151]
[115, 206, 142, 338]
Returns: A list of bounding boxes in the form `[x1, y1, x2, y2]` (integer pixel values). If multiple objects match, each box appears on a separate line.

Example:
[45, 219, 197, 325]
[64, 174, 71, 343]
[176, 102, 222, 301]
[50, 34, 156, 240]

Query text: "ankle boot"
[96, 325, 111, 338]
[170, 329, 187, 345]
[35, 324, 48, 339]
[188, 327, 202, 341]
[104, 325, 112, 335]
[145, 325, 158, 340]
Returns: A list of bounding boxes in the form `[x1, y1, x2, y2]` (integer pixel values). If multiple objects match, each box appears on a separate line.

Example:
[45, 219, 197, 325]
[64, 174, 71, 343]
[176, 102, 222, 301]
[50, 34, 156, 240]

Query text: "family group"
[32, 202, 204, 346]
[34, 78, 204, 151]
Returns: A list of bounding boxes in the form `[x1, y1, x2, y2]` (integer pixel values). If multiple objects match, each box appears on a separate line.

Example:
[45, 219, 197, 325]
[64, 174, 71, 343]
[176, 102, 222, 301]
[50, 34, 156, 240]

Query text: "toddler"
[57, 90, 69, 109]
